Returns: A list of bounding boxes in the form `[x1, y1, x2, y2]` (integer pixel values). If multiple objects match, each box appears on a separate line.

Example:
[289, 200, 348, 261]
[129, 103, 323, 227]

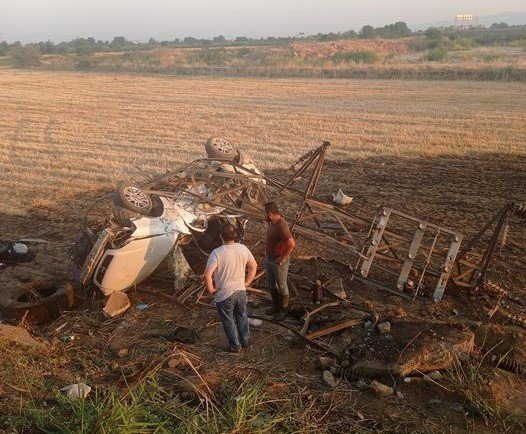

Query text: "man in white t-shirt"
[204, 224, 257, 353]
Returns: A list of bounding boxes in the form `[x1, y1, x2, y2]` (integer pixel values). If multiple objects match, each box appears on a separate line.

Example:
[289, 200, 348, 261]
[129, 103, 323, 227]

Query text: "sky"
[0, 0, 525, 43]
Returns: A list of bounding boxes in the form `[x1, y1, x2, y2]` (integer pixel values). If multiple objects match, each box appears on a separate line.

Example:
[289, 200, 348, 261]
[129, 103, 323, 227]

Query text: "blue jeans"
[215, 291, 249, 349]
[264, 257, 290, 297]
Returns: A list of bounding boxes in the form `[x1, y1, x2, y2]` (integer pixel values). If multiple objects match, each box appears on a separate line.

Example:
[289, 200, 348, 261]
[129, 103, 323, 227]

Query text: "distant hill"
[414, 12, 526, 30]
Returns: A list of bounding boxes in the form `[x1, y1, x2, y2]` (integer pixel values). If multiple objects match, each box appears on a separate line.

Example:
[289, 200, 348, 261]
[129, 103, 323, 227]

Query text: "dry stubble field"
[0, 68, 525, 217]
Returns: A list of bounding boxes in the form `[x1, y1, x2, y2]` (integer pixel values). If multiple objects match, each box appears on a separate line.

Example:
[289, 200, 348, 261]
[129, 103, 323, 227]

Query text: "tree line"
[2, 21, 524, 68]
[0, 22, 413, 58]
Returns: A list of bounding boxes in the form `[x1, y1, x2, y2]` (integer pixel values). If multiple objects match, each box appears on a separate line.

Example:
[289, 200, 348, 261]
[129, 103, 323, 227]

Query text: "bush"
[76, 55, 96, 70]
[333, 51, 378, 64]
[10, 45, 41, 67]
[191, 48, 230, 65]
[425, 45, 448, 61]
[425, 27, 442, 40]
[451, 38, 476, 50]
[237, 47, 251, 58]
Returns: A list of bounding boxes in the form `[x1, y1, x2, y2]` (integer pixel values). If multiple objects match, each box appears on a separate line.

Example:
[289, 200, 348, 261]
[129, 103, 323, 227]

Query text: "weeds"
[446, 356, 525, 431]
[9, 376, 301, 433]
[332, 51, 379, 64]
[425, 45, 448, 61]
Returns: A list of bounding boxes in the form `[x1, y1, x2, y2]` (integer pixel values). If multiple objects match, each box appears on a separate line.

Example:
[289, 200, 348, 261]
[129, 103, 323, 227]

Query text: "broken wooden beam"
[306, 318, 364, 339]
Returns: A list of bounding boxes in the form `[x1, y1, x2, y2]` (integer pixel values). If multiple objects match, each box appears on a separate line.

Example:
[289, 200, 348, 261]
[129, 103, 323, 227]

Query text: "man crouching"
[204, 224, 257, 354]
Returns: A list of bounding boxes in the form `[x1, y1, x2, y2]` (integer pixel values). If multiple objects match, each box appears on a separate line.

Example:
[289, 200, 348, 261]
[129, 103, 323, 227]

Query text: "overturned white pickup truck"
[73, 138, 266, 296]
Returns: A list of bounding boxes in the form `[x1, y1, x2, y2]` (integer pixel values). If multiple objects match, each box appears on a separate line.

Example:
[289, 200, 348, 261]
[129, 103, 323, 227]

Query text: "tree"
[11, 45, 41, 67]
[111, 36, 127, 46]
[390, 21, 412, 37]
[183, 36, 197, 45]
[377, 21, 411, 38]
[491, 22, 509, 29]
[0, 41, 9, 56]
[37, 40, 56, 54]
[213, 35, 226, 43]
[425, 27, 442, 40]
[360, 25, 377, 38]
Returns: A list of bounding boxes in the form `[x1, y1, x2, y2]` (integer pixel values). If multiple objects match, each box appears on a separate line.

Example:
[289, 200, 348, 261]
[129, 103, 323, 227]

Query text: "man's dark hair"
[221, 224, 238, 242]
[264, 201, 280, 214]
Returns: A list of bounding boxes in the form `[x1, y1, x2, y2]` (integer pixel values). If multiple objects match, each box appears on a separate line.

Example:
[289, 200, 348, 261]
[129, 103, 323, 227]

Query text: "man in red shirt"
[263, 202, 296, 320]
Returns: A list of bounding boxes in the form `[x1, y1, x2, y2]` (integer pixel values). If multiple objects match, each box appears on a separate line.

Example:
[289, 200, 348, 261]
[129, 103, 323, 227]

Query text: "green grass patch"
[8, 377, 300, 433]
[0, 56, 12, 66]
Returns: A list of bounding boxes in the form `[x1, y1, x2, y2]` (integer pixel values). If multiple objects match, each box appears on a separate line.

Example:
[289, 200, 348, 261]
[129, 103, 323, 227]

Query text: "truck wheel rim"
[123, 187, 150, 208]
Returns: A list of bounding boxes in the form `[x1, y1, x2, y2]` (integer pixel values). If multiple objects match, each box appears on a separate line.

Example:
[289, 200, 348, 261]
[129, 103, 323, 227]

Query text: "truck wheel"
[204, 137, 237, 160]
[115, 185, 152, 214]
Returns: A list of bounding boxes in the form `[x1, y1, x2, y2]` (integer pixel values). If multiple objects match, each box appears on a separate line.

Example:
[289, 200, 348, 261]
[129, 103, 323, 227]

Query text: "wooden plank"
[306, 318, 364, 339]
[300, 301, 340, 334]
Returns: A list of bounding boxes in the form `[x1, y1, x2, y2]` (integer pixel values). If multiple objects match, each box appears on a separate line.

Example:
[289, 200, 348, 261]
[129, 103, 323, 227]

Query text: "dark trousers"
[264, 256, 290, 298]
[215, 290, 249, 349]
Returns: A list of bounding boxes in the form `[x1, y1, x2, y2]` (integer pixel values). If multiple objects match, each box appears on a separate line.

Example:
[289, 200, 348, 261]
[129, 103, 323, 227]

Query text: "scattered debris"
[332, 188, 353, 206]
[0, 324, 45, 349]
[117, 348, 129, 358]
[370, 380, 394, 397]
[403, 376, 421, 383]
[323, 370, 337, 388]
[103, 292, 131, 318]
[325, 277, 346, 299]
[311, 280, 324, 305]
[306, 318, 364, 339]
[350, 322, 474, 377]
[136, 303, 149, 312]
[0, 241, 35, 264]
[60, 383, 91, 400]
[0, 280, 72, 325]
[363, 320, 374, 332]
[378, 321, 391, 334]
[426, 370, 443, 381]
[318, 356, 334, 369]
[356, 379, 369, 390]
[248, 318, 263, 327]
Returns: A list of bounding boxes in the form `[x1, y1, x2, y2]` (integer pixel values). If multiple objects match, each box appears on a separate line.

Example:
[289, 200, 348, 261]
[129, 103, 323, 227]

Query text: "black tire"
[204, 137, 237, 160]
[115, 184, 152, 214]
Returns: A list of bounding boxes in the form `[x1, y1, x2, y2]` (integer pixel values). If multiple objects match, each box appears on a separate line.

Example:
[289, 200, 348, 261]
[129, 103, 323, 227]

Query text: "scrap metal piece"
[359, 209, 391, 277]
[396, 223, 426, 291]
[80, 228, 115, 288]
[433, 234, 462, 302]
